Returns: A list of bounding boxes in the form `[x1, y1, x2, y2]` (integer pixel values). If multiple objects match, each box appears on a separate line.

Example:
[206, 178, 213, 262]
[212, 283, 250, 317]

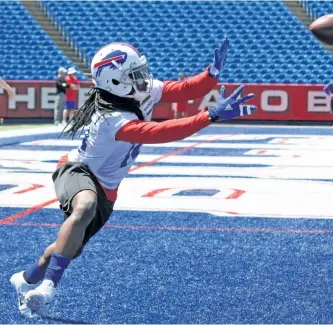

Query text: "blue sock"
[24, 262, 45, 284]
[44, 253, 71, 286]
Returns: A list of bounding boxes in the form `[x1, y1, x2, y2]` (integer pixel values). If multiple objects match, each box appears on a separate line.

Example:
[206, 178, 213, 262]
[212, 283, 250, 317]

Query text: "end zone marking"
[0, 198, 58, 225]
[13, 184, 44, 194]
[225, 189, 246, 200]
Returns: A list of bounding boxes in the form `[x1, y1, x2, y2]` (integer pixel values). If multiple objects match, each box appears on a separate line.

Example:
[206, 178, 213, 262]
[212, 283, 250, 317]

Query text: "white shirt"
[68, 79, 164, 189]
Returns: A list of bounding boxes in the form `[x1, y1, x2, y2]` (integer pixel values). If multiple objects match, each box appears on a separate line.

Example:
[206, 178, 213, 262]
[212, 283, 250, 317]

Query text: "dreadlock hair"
[59, 87, 143, 139]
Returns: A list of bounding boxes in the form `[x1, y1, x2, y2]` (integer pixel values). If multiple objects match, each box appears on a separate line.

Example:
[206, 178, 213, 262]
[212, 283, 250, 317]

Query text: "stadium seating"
[0, 1, 87, 80]
[0, 1, 331, 83]
[40, 0, 332, 84]
[298, 0, 332, 19]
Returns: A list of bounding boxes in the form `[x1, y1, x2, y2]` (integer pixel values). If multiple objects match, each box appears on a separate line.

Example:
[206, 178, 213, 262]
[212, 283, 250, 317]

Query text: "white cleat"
[10, 271, 38, 318]
[24, 280, 56, 312]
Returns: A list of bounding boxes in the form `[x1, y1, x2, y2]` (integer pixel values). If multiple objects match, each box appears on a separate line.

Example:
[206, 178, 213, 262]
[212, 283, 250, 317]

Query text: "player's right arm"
[116, 85, 257, 144]
[0, 77, 13, 99]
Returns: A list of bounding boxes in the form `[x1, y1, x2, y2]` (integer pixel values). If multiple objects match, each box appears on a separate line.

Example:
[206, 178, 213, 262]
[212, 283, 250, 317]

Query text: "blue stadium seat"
[40, 0, 332, 84]
[0, 0, 329, 83]
[299, 0, 332, 19]
[0, 1, 87, 80]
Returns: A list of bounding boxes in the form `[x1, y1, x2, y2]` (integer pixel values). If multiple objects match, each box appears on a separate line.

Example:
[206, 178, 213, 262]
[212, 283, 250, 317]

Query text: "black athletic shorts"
[52, 162, 115, 256]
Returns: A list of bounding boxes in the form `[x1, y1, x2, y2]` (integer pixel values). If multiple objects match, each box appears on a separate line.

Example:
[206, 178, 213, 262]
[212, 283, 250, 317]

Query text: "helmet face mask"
[120, 56, 153, 94]
[91, 43, 153, 104]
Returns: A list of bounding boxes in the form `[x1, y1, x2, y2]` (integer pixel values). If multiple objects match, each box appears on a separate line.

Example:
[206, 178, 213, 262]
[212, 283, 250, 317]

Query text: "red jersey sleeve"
[115, 109, 212, 144]
[160, 66, 218, 103]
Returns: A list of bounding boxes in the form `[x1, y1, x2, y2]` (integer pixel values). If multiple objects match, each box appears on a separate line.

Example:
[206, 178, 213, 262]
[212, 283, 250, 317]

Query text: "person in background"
[173, 72, 193, 119]
[323, 81, 333, 113]
[62, 67, 80, 125]
[0, 77, 13, 100]
[54, 67, 68, 126]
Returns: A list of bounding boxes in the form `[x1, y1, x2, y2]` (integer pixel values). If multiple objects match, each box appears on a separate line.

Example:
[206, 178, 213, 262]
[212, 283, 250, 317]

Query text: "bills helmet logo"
[94, 50, 127, 77]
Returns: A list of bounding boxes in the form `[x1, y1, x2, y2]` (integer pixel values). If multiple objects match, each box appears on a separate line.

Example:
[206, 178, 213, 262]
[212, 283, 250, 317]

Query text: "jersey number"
[79, 131, 89, 153]
[120, 144, 142, 167]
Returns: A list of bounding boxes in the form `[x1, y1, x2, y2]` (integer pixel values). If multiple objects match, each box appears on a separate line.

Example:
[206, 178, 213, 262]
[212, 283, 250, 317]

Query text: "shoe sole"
[25, 292, 45, 312]
[10, 274, 35, 318]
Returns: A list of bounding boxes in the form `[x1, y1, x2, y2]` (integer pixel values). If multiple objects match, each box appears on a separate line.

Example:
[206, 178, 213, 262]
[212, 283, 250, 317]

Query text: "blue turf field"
[1, 124, 333, 324]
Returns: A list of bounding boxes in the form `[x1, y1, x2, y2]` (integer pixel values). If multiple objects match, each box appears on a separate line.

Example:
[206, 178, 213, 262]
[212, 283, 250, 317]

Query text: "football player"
[10, 38, 256, 317]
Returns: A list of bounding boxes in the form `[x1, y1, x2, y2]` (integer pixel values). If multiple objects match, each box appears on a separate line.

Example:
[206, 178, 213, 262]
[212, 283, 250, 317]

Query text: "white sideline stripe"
[0, 165, 333, 180]
[145, 165, 333, 178]
[21, 139, 82, 147]
[2, 164, 333, 181]
[244, 149, 333, 156]
[0, 151, 332, 167]
[135, 155, 333, 167]
[19, 139, 333, 151]
[19, 134, 230, 147]
[129, 165, 333, 180]
[0, 125, 62, 138]
[0, 150, 68, 160]
[21, 134, 333, 146]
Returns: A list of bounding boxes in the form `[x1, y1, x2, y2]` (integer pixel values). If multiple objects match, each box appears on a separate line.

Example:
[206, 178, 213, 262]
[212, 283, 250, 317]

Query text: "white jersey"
[68, 79, 164, 189]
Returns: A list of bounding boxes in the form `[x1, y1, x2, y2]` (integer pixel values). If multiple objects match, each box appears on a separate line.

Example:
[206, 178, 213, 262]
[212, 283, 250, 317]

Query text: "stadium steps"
[21, 0, 92, 78]
[284, 0, 333, 55]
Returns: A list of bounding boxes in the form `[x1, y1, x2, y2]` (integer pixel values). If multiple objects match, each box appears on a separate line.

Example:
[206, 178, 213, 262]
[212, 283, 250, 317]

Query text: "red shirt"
[65, 75, 79, 101]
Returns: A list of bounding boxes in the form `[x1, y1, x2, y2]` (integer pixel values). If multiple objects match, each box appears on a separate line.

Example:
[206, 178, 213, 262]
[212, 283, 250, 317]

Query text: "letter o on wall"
[261, 90, 288, 112]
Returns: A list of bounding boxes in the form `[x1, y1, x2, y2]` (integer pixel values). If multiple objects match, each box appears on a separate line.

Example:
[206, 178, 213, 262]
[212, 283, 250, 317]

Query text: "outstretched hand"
[323, 82, 333, 95]
[207, 85, 257, 121]
[209, 38, 229, 79]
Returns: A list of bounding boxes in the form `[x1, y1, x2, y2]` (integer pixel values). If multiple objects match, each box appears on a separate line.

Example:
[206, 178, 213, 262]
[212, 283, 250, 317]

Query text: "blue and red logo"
[94, 50, 127, 77]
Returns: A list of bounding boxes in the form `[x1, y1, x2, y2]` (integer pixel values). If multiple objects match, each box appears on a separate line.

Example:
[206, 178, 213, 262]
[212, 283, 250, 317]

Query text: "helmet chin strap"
[125, 86, 149, 102]
[128, 87, 135, 95]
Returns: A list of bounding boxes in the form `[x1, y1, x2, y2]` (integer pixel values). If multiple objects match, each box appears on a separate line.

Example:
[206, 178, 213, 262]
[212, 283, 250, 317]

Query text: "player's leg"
[68, 102, 76, 121]
[18, 189, 96, 314]
[62, 107, 69, 125]
[62, 101, 74, 125]
[64, 101, 76, 123]
[58, 93, 65, 125]
[25, 242, 56, 283]
[24, 163, 114, 312]
[10, 242, 56, 317]
[12, 189, 97, 315]
[51, 189, 97, 258]
[54, 95, 60, 125]
[24, 190, 102, 312]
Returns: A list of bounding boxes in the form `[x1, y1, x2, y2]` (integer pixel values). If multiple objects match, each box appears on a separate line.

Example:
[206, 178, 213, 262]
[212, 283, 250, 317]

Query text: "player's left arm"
[160, 38, 229, 103]
[116, 85, 256, 144]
